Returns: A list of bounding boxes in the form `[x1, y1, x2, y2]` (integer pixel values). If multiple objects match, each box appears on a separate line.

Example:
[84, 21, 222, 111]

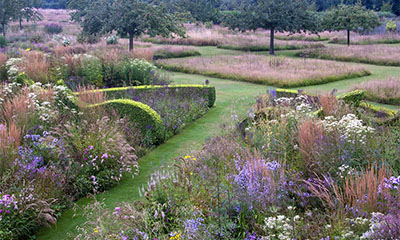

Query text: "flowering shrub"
[105, 35, 118, 45]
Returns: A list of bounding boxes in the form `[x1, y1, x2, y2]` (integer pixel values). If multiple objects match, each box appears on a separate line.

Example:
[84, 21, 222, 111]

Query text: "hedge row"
[93, 99, 166, 144]
[85, 85, 216, 145]
[82, 85, 216, 108]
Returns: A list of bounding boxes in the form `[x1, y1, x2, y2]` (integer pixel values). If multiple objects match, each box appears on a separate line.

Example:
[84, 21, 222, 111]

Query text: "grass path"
[36, 73, 270, 240]
[37, 46, 400, 239]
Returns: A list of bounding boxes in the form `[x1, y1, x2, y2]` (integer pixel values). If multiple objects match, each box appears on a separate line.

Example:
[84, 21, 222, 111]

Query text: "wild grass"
[157, 54, 370, 88]
[352, 77, 400, 105]
[20, 51, 49, 83]
[299, 45, 400, 66]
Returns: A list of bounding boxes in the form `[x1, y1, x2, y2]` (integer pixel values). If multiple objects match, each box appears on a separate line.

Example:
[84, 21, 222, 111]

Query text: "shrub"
[95, 99, 165, 145]
[29, 34, 44, 44]
[338, 90, 366, 108]
[77, 33, 100, 44]
[0, 36, 6, 48]
[44, 23, 63, 34]
[78, 56, 103, 87]
[105, 35, 118, 45]
[117, 59, 157, 86]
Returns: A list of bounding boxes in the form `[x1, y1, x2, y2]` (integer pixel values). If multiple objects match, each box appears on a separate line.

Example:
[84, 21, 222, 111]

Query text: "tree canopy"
[69, 0, 185, 50]
[224, 0, 318, 55]
[323, 3, 381, 45]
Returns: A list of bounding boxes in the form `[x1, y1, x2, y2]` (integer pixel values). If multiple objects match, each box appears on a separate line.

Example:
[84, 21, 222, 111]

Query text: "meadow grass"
[299, 45, 400, 66]
[156, 54, 370, 88]
[352, 77, 400, 105]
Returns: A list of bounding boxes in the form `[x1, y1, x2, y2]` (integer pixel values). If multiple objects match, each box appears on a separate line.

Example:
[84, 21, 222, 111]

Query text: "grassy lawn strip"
[35, 73, 269, 240]
[351, 77, 400, 105]
[157, 55, 370, 88]
[298, 46, 400, 66]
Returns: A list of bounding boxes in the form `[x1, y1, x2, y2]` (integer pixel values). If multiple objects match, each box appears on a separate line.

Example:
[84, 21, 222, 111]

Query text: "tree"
[69, 0, 184, 51]
[323, 3, 380, 46]
[14, 0, 42, 30]
[225, 0, 318, 55]
[0, 0, 18, 36]
[174, 0, 221, 23]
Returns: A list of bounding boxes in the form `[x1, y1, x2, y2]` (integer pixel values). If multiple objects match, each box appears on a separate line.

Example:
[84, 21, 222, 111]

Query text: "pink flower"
[101, 153, 108, 159]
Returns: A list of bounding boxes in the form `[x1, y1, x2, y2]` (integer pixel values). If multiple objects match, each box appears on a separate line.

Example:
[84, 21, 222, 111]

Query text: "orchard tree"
[69, 0, 184, 51]
[0, 0, 18, 36]
[323, 3, 380, 45]
[175, 0, 221, 23]
[14, 0, 43, 30]
[225, 0, 318, 55]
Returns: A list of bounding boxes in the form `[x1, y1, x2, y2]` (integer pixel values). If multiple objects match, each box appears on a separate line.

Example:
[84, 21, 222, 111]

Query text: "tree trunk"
[129, 32, 134, 51]
[19, 19, 23, 30]
[270, 28, 275, 55]
[347, 29, 350, 46]
[2, 23, 5, 37]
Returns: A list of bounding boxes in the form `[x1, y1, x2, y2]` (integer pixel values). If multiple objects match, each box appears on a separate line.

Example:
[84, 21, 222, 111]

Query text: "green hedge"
[153, 49, 201, 60]
[80, 85, 216, 108]
[338, 90, 366, 108]
[93, 99, 165, 144]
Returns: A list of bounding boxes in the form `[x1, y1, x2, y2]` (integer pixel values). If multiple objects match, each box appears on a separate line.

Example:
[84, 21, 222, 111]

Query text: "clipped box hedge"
[85, 85, 216, 108]
[93, 99, 165, 144]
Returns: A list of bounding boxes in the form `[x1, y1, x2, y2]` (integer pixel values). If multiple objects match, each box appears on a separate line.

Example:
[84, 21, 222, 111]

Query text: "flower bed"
[75, 88, 400, 240]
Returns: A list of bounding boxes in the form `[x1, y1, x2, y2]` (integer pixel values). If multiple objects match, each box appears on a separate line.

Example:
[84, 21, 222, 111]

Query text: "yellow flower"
[93, 228, 98, 233]
[184, 155, 191, 159]
[25, 48, 31, 52]
[190, 172, 193, 175]
[193, 158, 197, 161]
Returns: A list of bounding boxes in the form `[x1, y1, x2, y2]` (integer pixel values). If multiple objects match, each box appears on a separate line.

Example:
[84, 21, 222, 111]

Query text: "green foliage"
[95, 99, 165, 145]
[338, 90, 366, 107]
[29, 33, 44, 43]
[381, 1, 393, 12]
[174, 0, 221, 23]
[386, 20, 397, 33]
[323, 3, 381, 45]
[78, 57, 103, 87]
[87, 84, 217, 108]
[76, 33, 100, 44]
[0, 36, 6, 48]
[15, 72, 34, 86]
[69, 0, 185, 50]
[153, 49, 201, 60]
[223, 0, 318, 55]
[44, 24, 63, 34]
[116, 59, 156, 86]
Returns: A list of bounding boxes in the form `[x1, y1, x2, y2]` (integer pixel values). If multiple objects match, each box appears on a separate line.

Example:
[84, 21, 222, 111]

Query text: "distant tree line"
[41, 0, 69, 9]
